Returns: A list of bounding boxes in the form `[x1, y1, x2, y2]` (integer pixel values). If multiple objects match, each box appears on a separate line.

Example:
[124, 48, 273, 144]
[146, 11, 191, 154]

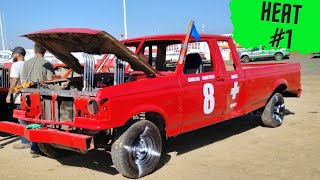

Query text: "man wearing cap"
[6, 47, 31, 149]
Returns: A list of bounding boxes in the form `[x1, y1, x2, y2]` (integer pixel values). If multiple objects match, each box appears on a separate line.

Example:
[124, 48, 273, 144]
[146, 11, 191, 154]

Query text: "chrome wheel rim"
[273, 96, 285, 123]
[276, 54, 282, 60]
[131, 134, 154, 166]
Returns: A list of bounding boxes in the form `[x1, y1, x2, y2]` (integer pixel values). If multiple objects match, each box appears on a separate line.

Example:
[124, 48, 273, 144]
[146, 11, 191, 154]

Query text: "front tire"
[262, 93, 285, 128]
[241, 56, 250, 63]
[111, 120, 162, 179]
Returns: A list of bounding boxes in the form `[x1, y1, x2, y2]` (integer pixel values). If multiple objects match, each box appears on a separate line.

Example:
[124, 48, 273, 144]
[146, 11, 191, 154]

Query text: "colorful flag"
[190, 22, 200, 42]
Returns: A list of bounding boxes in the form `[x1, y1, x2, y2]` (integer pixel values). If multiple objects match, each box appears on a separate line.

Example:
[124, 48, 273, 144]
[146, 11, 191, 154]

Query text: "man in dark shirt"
[21, 43, 54, 158]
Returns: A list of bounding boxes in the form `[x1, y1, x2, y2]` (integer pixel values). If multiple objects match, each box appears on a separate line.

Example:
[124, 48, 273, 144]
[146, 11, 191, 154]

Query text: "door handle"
[216, 76, 224, 81]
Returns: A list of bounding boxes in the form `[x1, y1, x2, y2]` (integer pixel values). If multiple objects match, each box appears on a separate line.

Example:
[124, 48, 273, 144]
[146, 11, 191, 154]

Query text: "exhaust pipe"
[82, 53, 95, 91]
[114, 58, 125, 85]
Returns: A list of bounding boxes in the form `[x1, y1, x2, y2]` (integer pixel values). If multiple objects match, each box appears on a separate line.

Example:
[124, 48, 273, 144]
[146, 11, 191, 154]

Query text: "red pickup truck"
[0, 28, 301, 178]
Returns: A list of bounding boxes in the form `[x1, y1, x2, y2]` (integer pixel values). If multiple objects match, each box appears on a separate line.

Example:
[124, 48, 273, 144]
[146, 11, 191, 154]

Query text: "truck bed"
[240, 62, 301, 114]
[242, 62, 300, 72]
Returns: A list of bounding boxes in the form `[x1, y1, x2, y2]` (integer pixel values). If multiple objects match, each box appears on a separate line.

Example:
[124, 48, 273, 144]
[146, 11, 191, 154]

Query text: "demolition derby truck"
[0, 28, 301, 178]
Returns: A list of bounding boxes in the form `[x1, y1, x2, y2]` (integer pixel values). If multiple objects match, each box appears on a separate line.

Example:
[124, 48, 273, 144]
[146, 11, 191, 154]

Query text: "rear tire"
[241, 56, 250, 63]
[261, 93, 285, 128]
[275, 53, 283, 61]
[38, 143, 71, 158]
[111, 120, 162, 179]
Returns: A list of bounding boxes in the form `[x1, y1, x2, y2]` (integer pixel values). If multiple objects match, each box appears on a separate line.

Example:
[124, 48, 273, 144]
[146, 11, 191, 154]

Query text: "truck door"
[250, 47, 261, 59]
[179, 40, 226, 133]
[216, 39, 246, 118]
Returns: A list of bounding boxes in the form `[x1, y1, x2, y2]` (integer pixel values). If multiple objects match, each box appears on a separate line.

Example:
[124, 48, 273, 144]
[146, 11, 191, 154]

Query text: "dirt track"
[1, 55, 319, 180]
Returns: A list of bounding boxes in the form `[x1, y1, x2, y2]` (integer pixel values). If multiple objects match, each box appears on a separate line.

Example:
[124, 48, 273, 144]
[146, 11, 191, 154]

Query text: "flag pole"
[178, 20, 194, 65]
[123, 0, 128, 39]
[0, 12, 5, 51]
[2, 12, 7, 50]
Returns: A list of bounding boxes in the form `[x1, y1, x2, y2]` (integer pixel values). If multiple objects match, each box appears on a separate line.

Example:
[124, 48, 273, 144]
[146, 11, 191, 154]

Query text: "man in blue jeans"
[7, 47, 40, 158]
[21, 43, 54, 158]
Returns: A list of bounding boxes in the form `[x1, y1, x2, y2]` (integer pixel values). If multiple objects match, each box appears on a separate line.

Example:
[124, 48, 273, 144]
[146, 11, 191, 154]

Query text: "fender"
[264, 78, 288, 104]
[115, 104, 170, 130]
[272, 78, 288, 91]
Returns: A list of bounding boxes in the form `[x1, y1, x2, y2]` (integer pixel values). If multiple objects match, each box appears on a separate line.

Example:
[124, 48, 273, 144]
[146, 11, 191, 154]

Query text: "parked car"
[312, 52, 320, 58]
[238, 46, 290, 63]
[0, 29, 301, 178]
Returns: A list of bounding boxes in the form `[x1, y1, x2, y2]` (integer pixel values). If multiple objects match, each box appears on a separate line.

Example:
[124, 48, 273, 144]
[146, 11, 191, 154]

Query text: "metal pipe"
[6, 69, 7, 87]
[5, 69, 8, 87]
[118, 60, 121, 84]
[121, 61, 124, 83]
[82, 53, 87, 91]
[114, 58, 118, 85]
[87, 53, 90, 90]
[1, 69, 3, 87]
[82, 53, 96, 91]
[89, 55, 92, 90]
[90, 55, 95, 91]
[3, 69, 5, 87]
[0, 13, 5, 51]
[0, 69, 2, 87]
[85, 53, 88, 91]
[2, 13, 7, 50]
[123, 0, 128, 39]
[123, 61, 125, 83]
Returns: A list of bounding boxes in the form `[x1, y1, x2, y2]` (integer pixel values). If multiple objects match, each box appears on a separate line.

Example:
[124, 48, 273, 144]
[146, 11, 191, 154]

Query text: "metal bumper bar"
[0, 121, 93, 150]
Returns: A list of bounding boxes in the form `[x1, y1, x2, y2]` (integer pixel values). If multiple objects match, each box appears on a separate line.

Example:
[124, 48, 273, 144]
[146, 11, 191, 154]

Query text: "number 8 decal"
[203, 83, 215, 114]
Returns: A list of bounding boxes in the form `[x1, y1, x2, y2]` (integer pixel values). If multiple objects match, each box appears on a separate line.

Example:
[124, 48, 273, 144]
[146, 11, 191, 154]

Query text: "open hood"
[23, 28, 158, 76]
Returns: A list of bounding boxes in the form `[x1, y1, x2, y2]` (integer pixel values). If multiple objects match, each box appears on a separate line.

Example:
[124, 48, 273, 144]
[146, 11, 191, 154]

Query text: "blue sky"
[0, 0, 233, 49]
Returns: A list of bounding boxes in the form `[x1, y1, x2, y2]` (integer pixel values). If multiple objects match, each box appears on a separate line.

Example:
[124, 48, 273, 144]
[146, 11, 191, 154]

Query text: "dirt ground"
[0, 55, 319, 180]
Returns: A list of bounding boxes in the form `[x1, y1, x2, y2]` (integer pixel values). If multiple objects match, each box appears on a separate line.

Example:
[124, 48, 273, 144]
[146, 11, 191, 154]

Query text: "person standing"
[21, 43, 54, 158]
[6, 47, 30, 149]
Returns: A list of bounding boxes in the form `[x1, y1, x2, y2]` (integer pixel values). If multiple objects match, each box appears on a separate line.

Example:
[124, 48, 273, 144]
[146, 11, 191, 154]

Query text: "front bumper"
[0, 121, 93, 151]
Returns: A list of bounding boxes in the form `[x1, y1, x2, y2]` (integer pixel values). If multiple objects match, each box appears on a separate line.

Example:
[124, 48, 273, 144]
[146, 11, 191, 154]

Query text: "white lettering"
[188, 77, 200, 82]
[202, 75, 215, 80]
[230, 103, 237, 108]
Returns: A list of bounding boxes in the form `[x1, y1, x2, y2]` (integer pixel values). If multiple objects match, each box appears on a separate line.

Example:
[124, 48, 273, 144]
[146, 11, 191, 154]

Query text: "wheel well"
[120, 112, 167, 138]
[241, 55, 248, 59]
[274, 84, 287, 93]
[275, 52, 283, 56]
[146, 112, 166, 137]
[268, 84, 287, 102]
[252, 84, 287, 115]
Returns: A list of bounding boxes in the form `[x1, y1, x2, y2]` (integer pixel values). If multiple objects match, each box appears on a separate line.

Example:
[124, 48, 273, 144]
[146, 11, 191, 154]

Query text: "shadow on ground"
[165, 114, 262, 156]
[56, 150, 119, 175]
[50, 109, 294, 175]
[56, 146, 172, 176]
[0, 133, 19, 147]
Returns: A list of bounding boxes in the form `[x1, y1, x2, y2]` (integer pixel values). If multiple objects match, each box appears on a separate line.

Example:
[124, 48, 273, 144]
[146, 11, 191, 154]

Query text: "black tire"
[38, 143, 71, 158]
[111, 120, 162, 179]
[275, 53, 283, 61]
[241, 56, 250, 63]
[261, 93, 285, 128]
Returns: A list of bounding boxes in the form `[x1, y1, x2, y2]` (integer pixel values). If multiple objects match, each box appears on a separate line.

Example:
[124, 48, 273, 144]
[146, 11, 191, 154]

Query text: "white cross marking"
[231, 82, 240, 100]
[230, 74, 239, 100]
